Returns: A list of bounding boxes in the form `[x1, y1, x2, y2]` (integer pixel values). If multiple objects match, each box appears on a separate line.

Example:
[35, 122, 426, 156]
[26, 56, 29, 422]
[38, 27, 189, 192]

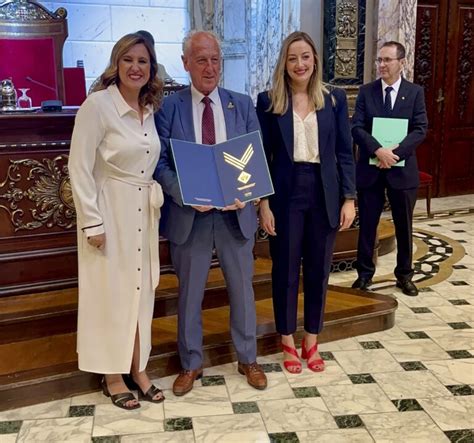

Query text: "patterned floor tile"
[292, 387, 320, 398]
[0, 420, 22, 434]
[418, 396, 474, 431]
[426, 329, 474, 350]
[373, 371, 451, 399]
[318, 384, 396, 415]
[193, 413, 267, 443]
[400, 361, 428, 371]
[121, 430, 195, 443]
[381, 338, 450, 361]
[297, 428, 374, 443]
[445, 385, 474, 396]
[333, 415, 364, 429]
[163, 385, 232, 419]
[391, 398, 424, 411]
[331, 349, 403, 374]
[423, 359, 474, 385]
[68, 405, 95, 417]
[0, 399, 71, 421]
[269, 432, 299, 443]
[232, 401, 259, 414]
[17, 417, 93, 443]
[93, 402, 164, 436]
[284, 361, 351, 388]
[259, 397, 337, 433]
[360, 411, 449, 442]
[163, 417, 193, 431]
[348, 374, 376, 384]
[444, 429, 474, 443]
[225, 372, 294, 402]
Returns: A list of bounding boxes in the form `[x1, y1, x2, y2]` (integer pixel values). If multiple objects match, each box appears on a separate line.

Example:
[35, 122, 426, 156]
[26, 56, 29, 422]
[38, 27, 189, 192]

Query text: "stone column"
[376, 0, 418, 81]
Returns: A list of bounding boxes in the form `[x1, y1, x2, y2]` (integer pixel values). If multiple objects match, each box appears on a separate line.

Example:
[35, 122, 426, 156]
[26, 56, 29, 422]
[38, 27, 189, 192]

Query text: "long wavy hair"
[92, 33, 163, 110]
[268, 31, 329, 115]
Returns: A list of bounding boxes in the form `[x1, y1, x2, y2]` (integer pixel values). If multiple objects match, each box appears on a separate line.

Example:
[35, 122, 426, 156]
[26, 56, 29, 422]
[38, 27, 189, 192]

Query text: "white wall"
[40, 0, 190, 91]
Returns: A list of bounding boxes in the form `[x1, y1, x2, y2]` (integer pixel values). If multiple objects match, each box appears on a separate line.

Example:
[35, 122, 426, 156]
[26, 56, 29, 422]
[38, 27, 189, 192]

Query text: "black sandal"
[101, 377, 141, 410]
[123, 374, 165, 403]
[137, 384, 165, 403]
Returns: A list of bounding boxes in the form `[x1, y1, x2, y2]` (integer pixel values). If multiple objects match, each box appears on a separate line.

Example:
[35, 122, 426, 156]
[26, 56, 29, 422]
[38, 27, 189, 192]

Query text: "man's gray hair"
[182, 30, 222, 55]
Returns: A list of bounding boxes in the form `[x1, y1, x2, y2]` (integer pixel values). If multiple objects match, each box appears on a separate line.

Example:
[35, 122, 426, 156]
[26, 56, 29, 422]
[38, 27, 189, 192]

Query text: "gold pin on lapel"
[227, 101, 235, 109]
[401, 96, 405, 100]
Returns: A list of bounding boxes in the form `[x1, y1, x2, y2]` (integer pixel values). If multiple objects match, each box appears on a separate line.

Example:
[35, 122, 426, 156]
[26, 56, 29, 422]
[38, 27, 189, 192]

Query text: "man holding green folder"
[351, 41, 428, 296]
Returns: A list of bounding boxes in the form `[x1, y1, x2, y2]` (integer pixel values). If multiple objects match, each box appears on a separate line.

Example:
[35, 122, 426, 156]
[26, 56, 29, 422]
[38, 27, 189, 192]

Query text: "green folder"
[370, 117, 408, 167]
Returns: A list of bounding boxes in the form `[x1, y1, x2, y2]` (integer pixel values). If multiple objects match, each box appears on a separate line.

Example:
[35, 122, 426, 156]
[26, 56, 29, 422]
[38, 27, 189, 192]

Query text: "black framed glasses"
[375, 57, 401, 65]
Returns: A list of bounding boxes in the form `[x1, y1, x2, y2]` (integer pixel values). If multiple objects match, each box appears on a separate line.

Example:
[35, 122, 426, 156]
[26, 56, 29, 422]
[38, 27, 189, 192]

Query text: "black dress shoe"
[351, 277, 372, 291]
[396, 280, 419, 296]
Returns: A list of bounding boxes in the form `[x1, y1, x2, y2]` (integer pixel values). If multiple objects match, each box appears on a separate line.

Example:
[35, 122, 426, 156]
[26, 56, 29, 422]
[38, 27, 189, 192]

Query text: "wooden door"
[415, 0, 474, 196]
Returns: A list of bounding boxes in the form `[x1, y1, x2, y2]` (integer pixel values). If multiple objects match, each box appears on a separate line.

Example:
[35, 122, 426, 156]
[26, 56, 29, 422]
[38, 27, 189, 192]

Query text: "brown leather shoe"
[172, 368, 203, 396]
[237, 362, 267, 390]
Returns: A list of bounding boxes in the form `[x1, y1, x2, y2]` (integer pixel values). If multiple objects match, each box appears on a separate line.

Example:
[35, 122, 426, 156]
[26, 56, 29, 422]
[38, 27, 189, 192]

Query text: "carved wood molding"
[0, 154, 75, 232]
[415, 7, 433, 92]
[457, 9, 473, 119]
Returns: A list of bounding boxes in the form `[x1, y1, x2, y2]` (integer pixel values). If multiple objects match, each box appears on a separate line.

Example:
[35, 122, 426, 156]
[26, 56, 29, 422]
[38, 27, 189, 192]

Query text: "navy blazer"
[154, 87, 259, 245]
[352, 78, 428, 190]
[256, 88, 356, 229]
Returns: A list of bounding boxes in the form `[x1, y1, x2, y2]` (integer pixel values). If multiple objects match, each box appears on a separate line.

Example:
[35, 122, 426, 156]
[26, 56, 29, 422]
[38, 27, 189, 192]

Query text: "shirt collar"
[381, 76, 402, 93]
[191, 84, 220, 106]
[108, 84, 153, 118]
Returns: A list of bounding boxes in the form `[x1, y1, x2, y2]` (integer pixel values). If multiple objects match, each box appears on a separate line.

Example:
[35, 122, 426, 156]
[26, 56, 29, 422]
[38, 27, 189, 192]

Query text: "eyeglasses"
[375, 57, 401, 65]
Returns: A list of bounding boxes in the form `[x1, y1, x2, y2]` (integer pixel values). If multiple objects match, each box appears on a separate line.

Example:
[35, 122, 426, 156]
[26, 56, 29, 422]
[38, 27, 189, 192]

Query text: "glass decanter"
[17, 88, 32, 109]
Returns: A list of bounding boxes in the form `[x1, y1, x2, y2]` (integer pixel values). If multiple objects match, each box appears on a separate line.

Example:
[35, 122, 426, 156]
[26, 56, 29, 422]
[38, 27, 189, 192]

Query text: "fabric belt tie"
[104, 162, 164, 289]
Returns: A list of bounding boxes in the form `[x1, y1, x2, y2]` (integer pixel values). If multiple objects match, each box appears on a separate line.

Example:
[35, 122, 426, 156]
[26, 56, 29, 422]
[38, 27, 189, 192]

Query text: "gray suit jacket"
[154, 87, 260, 245]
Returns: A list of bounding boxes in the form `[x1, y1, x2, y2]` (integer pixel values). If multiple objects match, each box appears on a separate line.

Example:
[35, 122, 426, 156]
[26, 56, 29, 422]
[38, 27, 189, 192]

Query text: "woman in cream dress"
[69, 33, 164, 409]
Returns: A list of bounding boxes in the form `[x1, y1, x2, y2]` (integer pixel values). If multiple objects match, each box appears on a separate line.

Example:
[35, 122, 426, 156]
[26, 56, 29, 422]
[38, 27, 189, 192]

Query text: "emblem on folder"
[223, 143, 254, 184]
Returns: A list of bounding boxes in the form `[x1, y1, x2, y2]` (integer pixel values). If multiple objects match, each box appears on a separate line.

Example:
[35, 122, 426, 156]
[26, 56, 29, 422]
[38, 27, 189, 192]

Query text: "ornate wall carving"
[324, 0, 366, 85]
[0, 155, 75, 232]
[0, 0, 66, 21]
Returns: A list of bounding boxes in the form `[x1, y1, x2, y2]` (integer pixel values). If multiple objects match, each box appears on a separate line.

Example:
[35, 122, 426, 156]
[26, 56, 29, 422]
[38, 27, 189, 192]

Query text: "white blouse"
[293, 111, 320, 163]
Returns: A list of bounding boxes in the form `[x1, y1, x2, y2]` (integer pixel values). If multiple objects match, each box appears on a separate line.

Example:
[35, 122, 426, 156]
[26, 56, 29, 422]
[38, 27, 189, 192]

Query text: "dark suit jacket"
[154, 87, 259, 245]
[256, 88, 356, 229]
[352, 78, 428, 190]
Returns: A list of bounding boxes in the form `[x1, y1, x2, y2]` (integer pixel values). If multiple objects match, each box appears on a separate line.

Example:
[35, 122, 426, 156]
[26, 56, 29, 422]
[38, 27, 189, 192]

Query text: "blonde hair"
[268, 31, 329, 115]
[92, 33, 163, 110]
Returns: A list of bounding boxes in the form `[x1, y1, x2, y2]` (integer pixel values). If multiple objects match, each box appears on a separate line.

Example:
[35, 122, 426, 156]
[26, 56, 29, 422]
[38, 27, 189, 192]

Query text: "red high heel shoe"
[301, 338, 325, 372]
[281, 343, 302, 374]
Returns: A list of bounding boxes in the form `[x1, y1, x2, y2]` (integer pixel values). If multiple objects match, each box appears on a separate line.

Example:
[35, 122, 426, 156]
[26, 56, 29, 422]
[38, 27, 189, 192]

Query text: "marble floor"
[1, 195, 473, 443]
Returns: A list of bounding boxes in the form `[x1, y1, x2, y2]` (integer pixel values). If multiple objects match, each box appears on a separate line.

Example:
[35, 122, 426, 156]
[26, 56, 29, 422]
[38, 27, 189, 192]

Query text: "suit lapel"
[219, 88, 237, 139]
[392, 77, 408, 115]
[277, 98, 294, 161]
[177, 88, 196, 142]
[371, 79, 384, 116]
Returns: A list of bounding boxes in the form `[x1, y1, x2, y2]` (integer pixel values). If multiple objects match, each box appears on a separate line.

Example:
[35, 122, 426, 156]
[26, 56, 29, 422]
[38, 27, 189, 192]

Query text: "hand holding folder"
[370, 117, 408, 167]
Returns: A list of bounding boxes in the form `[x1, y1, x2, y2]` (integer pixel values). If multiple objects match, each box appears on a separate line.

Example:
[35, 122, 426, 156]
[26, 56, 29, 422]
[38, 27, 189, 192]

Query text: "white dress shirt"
[381, 76, 402, 110]
[191, 84, 227, 144]
[293, 111, 320, 163]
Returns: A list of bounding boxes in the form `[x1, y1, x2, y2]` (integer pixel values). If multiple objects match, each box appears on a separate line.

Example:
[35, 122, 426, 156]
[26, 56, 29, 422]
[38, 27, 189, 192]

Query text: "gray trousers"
[171, 210, 257, 369]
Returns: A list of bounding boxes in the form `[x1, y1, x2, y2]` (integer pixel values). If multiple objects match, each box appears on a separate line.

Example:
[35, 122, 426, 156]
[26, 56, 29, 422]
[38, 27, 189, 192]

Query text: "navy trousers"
[356, 172, 418, 281]
[270, 163, 338, 335]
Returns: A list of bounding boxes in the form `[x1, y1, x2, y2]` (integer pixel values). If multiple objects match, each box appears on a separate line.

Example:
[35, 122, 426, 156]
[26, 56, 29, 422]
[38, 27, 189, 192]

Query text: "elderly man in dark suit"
[155, 30, 267, 396]
[351, 41, 428, 296]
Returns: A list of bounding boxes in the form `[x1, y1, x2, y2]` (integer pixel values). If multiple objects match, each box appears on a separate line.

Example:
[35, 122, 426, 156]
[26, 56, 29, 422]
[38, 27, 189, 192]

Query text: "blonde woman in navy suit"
[257, 32, 356, 373]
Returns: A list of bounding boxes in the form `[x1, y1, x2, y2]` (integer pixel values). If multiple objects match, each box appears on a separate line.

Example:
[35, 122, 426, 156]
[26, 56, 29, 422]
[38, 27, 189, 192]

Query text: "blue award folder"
[170, 131, 274, 208]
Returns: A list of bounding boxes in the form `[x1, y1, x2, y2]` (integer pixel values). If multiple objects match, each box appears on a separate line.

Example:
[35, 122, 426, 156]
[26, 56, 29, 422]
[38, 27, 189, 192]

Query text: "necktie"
[202, 96, 215, 145]
[384, 86, 393, 115]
